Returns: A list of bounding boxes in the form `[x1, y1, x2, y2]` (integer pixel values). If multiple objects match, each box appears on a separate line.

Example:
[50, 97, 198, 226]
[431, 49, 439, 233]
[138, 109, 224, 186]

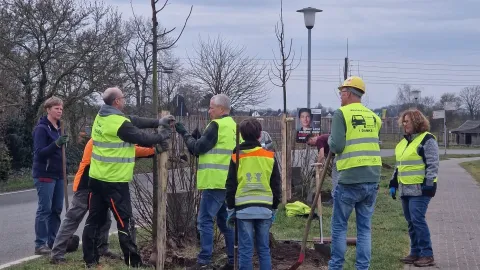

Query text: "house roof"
[451, 120, 480, 133]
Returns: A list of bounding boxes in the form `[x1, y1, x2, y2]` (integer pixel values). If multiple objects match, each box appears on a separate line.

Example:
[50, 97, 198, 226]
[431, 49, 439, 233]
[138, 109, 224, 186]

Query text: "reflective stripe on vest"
[233, 147, 274, 207]
[89, 113, 135, 183]
[197, 116, 242, 189]
[395, 132, 438, 185]
[336, 103, 382, 170]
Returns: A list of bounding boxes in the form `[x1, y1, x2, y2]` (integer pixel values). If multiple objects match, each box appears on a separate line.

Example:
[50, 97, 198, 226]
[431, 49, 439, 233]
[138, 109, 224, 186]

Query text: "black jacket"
[225, 140, 282, 211]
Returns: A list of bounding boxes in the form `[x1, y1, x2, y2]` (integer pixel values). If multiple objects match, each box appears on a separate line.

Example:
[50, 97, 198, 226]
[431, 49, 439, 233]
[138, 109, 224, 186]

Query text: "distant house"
[451, 120, 480, 145]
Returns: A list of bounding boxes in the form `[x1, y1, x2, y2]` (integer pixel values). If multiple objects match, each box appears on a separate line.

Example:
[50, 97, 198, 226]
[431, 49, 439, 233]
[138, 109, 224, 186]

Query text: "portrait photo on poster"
[296, 108, 322, 143]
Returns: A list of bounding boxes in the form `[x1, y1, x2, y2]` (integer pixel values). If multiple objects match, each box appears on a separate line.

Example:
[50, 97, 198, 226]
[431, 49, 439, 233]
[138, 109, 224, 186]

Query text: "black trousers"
[82, 178, 141, 267]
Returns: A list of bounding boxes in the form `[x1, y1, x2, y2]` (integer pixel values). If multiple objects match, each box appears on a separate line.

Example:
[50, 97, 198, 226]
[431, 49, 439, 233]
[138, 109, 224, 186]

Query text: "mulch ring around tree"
[140, 236, 328, 269]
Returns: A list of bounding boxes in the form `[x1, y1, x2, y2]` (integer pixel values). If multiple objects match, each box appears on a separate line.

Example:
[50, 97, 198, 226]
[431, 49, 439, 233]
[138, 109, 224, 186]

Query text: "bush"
[0, 141, 12, 182]
[4, 118, 32, 169]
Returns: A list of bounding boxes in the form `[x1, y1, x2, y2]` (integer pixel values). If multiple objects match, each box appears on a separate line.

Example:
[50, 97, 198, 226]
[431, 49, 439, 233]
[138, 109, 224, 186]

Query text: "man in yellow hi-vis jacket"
[328, 77, 382, 270]
[82, 87, 174, 268]
[175, 94, 238, 270]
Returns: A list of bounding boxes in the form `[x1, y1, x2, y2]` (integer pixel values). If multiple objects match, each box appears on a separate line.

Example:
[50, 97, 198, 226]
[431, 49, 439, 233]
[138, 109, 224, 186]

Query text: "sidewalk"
[405, 157, 480, 270]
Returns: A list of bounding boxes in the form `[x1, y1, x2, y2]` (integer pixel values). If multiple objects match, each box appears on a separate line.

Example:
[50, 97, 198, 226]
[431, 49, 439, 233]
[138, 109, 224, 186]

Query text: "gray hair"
[103, 87, 122, 105]
[347, 87, 363, 98]
[211, 94, 231, 110]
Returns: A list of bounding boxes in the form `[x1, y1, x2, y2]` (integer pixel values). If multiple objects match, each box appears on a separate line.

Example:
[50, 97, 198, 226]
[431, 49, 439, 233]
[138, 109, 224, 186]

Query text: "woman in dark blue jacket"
[32, 96, 69, 255]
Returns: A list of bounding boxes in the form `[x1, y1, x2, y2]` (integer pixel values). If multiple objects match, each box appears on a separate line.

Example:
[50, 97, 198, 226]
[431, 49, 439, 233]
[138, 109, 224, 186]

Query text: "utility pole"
[344, 39, 349, 80]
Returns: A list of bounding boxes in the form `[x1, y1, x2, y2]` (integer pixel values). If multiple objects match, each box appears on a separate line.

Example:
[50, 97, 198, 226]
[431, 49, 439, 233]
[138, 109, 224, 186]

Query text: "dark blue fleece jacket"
[32, 116, 63, 179]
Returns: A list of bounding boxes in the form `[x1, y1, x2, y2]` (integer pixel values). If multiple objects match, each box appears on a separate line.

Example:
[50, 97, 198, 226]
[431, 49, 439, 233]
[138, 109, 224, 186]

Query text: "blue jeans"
[237, 218, 272, 270]
[401, 196, 433, 257]
[34, 177, 64, 249]
[329, 183, 378, 270]
[197, 189, 234, 265]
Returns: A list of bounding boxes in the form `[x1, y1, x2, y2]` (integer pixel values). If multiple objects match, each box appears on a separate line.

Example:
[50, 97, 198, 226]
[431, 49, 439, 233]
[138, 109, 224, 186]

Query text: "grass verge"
[4, 232, 153, 270]
[459, 159, 480, 183]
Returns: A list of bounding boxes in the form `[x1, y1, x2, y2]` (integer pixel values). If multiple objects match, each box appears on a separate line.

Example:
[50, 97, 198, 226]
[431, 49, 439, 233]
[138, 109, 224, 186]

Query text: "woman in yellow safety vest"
[389, 109, 439, 268]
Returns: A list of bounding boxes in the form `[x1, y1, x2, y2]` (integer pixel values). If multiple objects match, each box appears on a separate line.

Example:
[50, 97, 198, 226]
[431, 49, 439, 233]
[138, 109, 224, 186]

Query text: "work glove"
[158, 115, 175, 128]
[226, 208, 236, 228]
[271, 209, 277, 223]
[389, 187, 396, 200]
[422, 178, 434, 191]
[155, 141, 169, 154]
[175, 123, 188, 136]
[191, 128, 202, 140]
[55, 135, 69, 147]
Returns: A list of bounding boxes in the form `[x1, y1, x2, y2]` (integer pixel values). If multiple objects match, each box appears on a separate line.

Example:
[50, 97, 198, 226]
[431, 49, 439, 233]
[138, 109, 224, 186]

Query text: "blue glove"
[271, 209, 277, 223]
[226, 208, 236, 228]
[389, 187, 396, 200]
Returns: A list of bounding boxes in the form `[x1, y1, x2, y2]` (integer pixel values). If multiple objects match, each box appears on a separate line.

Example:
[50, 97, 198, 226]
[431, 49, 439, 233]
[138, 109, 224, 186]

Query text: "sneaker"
[219, 263, 234, 270]
[34, 246, 52, 255]
[414, 256, 435, 267]
[400, 254, 419, 264]
[50, 257, 67, 264]
[187, 263, 214, 270]
[99, 250, 122, 260]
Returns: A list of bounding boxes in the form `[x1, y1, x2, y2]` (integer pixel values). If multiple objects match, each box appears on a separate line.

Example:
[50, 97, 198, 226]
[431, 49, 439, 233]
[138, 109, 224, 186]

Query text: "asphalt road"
[1, 148, 480, 266]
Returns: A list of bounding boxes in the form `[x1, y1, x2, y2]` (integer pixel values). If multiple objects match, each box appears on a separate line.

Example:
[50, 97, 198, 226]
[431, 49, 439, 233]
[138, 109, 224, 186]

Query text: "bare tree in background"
[268, 0, 300, 114]
[459, 86, 480, 119]
[149, 0, 192, 267]
[0, 0, 123, 128]
[187, 35, 270, 109]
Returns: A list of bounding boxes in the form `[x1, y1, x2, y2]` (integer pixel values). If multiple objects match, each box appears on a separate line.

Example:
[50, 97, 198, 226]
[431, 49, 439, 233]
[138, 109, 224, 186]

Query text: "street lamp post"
[297, 7, 322, 109]
[159, 65, 174, 110]
[410, 89, 421, 109]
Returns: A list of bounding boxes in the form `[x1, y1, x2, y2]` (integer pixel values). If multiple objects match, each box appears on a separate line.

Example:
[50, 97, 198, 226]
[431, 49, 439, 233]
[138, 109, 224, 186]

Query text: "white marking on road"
[0, 183, 73, 196]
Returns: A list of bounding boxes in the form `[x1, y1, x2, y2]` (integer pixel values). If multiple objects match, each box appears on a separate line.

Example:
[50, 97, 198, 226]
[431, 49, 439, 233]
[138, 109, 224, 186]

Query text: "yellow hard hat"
[338, 76, 365, 93]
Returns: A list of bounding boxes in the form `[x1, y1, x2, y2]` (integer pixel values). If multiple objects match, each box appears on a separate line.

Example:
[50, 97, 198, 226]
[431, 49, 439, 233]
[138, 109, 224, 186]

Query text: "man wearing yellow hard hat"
[328, 76, 382, 270]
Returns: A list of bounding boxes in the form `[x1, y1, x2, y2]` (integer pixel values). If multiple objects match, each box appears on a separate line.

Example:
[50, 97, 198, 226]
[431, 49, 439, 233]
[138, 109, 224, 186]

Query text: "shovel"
[288, 152, 333, 270]
[312, 162, 330, 258]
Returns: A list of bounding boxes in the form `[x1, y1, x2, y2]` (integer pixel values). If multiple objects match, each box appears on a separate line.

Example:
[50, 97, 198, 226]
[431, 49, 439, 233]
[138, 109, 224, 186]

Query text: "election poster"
[296, 108, 322, 143]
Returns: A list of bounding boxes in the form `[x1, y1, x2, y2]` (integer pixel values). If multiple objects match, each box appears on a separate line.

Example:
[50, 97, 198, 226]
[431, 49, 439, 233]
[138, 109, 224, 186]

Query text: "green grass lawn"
[460, 159, 480, 184]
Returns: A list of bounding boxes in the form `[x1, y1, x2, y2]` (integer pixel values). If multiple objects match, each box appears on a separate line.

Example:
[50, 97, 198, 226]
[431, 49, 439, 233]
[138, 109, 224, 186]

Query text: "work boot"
[186, 263, 214, 270]
[399, 254, 419, 264]
[34, 245, 52, 255]
[219, 263, 234, 270]
[50, 257, 67, 265]
[414, 256, 435, 267]
[99, 250, 122, 260]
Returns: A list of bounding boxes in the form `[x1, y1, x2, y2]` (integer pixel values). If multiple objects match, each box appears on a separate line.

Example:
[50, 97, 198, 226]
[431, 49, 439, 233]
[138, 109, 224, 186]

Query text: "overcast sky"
[109, 0, 480, 111]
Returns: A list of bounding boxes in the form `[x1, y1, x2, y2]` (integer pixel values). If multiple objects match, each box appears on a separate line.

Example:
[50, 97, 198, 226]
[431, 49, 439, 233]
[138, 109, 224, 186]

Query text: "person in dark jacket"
[389, 109, 439, 267]
[32, 96, 69, 255]
[225, 117, 281, 270]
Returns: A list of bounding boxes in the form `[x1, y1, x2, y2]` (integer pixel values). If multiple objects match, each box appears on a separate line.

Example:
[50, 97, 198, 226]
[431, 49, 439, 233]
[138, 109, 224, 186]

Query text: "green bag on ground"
[285, 201, 312, 217]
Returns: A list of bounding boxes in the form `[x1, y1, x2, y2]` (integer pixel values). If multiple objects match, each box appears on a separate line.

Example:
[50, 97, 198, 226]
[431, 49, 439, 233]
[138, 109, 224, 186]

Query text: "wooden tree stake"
[156, 110, 170, 270]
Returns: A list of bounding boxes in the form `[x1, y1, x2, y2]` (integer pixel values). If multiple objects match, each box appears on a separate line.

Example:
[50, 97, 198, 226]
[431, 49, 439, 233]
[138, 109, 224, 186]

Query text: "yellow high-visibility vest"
[336, 103, 382, 170]
[89, 114, 135, 182]
[395, 132, 438, 185]
[197, 116, 240, 189]
[232, 147, 274, 207]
